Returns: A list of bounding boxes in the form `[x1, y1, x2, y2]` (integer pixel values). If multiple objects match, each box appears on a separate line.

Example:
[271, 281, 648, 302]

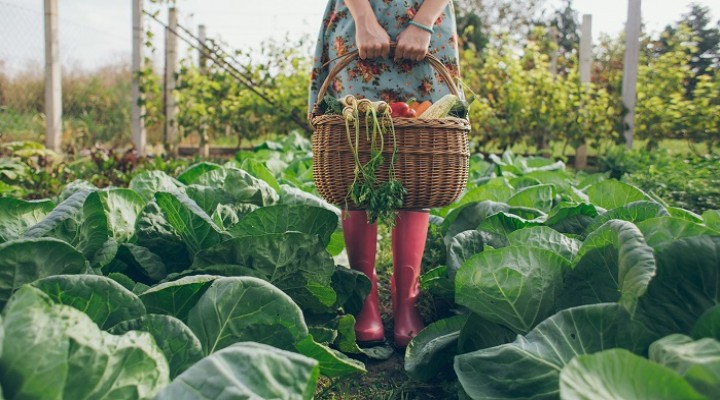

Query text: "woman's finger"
[370, 45, 377, 58]
[380, 41, 390, 58]
[373, 43, 383, 58]
[364, 43, 375, 58]
[408, 47, 418, 61]
[358, 45, 367, 60]
[394, 43, 406, 61]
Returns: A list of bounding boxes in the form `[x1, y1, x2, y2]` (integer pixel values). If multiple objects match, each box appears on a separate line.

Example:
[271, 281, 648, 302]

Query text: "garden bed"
[0, 138, 719, 399]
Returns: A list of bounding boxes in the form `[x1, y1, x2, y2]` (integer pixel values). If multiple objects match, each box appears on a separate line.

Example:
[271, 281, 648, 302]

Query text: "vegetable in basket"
[318, 95, 344, 116]
[410, 100, 433, 116]
[338, 95, 407, 226]
[390, 102, 417, 118]
[418, 94, 473, 119]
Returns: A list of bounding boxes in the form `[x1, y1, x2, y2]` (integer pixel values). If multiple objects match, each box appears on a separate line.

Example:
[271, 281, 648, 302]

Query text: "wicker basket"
[310, 50, 470, 209]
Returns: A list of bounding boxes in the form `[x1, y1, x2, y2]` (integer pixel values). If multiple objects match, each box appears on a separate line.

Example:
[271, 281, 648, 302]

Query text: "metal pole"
[575, 14, 592, 169]
[164, 7, 178, 156]
[44, 0, 62, 153]
[132, 0, 146, 155]
[622, 0, 641, 149]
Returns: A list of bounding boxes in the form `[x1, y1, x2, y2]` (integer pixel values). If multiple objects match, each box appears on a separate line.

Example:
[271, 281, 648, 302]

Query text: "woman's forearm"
[345, 0, 377, 26]
[346, 0, 390, 59]
[413, 0, 452, 28]
[394, 0, 451, 61]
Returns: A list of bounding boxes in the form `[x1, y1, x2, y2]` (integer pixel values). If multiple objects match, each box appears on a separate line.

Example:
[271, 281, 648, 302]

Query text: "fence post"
[198, 24, 210, 157]
[164, 6, 178, 156]
[622, 0, 641, 149]
[132, 0, 146, 156]
[575, 14, 592, 170]
[198, 24, 208, 73]
[44, 0, 62, 153]
[549, 26, 559, 77]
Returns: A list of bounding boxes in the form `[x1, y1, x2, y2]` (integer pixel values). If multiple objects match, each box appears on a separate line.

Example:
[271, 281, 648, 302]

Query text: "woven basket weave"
[310, 49, 470, 209]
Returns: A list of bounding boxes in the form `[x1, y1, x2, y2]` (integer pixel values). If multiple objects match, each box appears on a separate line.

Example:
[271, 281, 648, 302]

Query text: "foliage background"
[0, 1, 718, 155]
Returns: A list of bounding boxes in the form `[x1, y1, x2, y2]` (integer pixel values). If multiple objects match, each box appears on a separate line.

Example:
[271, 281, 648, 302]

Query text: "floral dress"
[308, 0, 462, 114]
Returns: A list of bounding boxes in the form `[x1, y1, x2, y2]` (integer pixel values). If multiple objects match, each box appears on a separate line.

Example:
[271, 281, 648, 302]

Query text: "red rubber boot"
[342, 210, 385, 343]
[391, 210, 429, 347]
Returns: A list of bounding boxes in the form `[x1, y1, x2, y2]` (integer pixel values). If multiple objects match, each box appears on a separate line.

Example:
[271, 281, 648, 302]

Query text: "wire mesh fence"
[0, 1, 46, 141]
[0, 0, 135, 148]
[0, 0, 319, 153]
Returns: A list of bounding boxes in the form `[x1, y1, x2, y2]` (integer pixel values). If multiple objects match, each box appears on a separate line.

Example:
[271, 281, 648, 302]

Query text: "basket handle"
[314, 43, 462, 111]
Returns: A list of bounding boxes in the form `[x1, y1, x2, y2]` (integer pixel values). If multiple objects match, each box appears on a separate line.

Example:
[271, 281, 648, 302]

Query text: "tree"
[454, 0, 548, 47]
[455, 11, 489, 52]
[550, 0, 579, 59]
[175, 36, 312, 148]
[656, 4, 720, 96]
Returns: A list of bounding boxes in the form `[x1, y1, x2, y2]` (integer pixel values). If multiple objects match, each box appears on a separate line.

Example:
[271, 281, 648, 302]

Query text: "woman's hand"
[355, 16, 391, 59]
[346, 0, 390, 59]
[395, 25, 432, 61]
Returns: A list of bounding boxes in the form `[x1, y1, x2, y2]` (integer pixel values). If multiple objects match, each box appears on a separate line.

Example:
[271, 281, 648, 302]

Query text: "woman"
[308, 0, 461, 347]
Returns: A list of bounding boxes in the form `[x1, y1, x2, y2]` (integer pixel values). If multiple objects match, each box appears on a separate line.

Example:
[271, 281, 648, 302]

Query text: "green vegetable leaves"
[455, 304, 654, 400]
[192, 233, 337, 311]
[0, 286, 169, 399]
[3, 145, 719, 398]
[456, 246, 568, 334]
[0, 238, 88, 307]
[318, 95, 343, 116]
[559, 349, 706, 400]
[32, 274, 145, 330]
[156, 342, 319, 400]
[188, 277, 308, 354]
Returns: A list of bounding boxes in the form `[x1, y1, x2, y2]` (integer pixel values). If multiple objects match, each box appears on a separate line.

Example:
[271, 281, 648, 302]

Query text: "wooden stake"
[164, 7, 178, 156]
[198, 24, 209, 157]
[575, 14, 592, 170]
[622, 0, 642, 149]
[44, 0, 62, 153]
[579, 15, 593, 84]
[549, 26, 559, 77]
[198, 24, 208, 74]
[132, 0, 146, 155]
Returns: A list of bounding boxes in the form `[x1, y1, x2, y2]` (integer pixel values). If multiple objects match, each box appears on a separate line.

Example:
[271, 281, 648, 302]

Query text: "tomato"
[390, 102, 410, 118]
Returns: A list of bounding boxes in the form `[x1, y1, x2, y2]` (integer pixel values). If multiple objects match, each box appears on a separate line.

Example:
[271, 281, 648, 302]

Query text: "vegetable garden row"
[0, 134, 719, 399]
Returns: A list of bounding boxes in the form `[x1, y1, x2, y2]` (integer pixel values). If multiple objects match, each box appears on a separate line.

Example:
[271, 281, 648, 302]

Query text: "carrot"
[413, 101, 432, 117]
[408, 99, 424, 112]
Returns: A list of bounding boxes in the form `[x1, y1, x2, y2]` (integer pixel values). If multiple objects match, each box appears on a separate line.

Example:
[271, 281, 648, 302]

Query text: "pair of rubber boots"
[342, 209, 429, 347]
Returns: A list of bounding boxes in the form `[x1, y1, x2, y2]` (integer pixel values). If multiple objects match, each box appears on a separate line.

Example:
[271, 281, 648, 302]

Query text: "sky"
[1, 0, 719, 75]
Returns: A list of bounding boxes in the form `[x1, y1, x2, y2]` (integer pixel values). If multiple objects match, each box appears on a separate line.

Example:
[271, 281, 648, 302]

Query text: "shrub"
[599, 145, 720, 213]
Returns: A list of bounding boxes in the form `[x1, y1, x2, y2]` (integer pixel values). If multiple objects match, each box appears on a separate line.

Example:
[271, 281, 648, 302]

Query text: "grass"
[0, 111, 277, 153]
[0, 109, 45, 143]
[180, 130, 280, 149]
[1, 65, 138, 148]
[480, 137, 713, 159]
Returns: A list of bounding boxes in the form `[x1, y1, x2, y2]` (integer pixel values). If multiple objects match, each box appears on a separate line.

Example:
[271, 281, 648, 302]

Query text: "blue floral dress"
[308, 0, 462, 114]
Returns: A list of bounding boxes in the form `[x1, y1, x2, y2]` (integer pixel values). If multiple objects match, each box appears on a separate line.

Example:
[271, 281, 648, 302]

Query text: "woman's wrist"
[411, 0, 450, 30]
[356, 14, 381, 33]
[354, 10, 376, 24]
[411, 15, 435, 28]
[405, 24, 432, 38]
[408, 20, 433, 33]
